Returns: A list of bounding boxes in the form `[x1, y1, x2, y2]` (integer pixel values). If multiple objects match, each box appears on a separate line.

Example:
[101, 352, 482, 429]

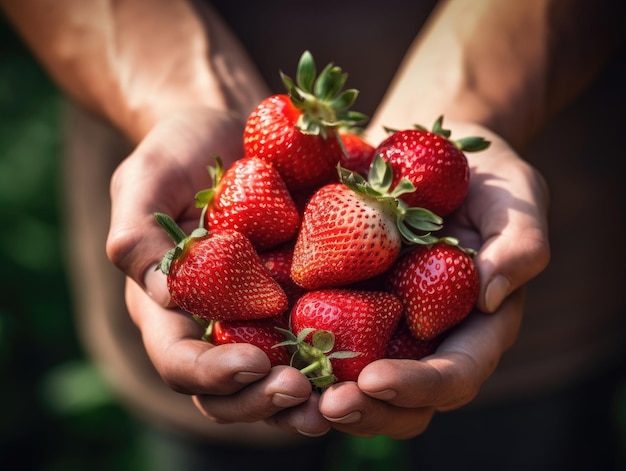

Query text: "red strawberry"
[155, 213, 288, 321]
[195, 156, 300, 252]
[259, 243, 306, 307]
[290, 157, 443, 290]
[375, 116, 490, 217]
[283, 289, 403, 386]
[386, 240, 479, 340]
[338, 128, 375, 177]
[209, 317, 292, 367]
[243, 51, 366, 191]
[385, 318, 442, 360]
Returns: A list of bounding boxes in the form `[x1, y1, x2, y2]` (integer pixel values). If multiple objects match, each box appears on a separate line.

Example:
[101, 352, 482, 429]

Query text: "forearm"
[1, 0, 269, 143]
[369, 0, 623, 149]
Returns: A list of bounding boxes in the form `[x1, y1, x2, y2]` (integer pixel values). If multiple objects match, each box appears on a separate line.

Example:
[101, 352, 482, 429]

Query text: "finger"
[106, 111, 244, 306]
[192, 365, 313, 424]
[358, 290, 524, 411]
[465, 139, 550, 313]
[125, 277, 272, 395]
[318, 382, 435, 439]
[265, 392, 332, 437]
[106, 120, 206, 305]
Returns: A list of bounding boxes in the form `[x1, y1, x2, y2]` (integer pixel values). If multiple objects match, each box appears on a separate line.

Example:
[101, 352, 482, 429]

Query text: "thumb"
[474, 216, 550, 314]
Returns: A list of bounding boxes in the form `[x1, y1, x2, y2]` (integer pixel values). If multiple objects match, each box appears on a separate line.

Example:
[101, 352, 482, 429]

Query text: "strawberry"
[281, 289, 403, 386]
[338, 128, 375, 177]
[155, 213, 288, 321]
[208, 317, 292, 367]
[258, 243, 306, 307]
[385, 318, 442, 360]
[195, 156, 300, 252]
[375, 116, 490, 217]
[243, 50, 366, 191]
[386, 240, 479, 341]
[290, 156, 443, 290]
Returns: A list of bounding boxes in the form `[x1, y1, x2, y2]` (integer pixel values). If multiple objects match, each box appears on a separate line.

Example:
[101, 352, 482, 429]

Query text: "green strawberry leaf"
[194, 188, 215, 208]
[280, 70, 297, 95]
[455, 136, 491, 152]
[367, 154, 393, 194]
[330, 89, 359, 111]
[413, 115, 491, 152]
[431, 115, 451, 138]
[154, 212, 188, 244]
[315, 64, 347, 100]
[281, 51, 367, 135]
[397, 223, 439, 245]
[327, 351, 361, 360]
[402, 207, 443, 232]
[336, 110, 368, 126]
[389, 178, 416, 199]
[296, 50, 316, 93]
[311, 330, 335, 354]
[309, 374, 337, 389]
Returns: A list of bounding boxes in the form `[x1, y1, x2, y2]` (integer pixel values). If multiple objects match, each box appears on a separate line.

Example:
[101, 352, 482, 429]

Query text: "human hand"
[365, 120, 551, 315]
[305, 124, 549, 438]
[105, 107, 333, 434]
[106, 107, 248, 306]
[124, 277, 332, 436]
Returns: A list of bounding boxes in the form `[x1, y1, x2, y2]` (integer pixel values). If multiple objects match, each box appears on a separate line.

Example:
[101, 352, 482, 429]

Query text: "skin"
[2, 0, 621, 439]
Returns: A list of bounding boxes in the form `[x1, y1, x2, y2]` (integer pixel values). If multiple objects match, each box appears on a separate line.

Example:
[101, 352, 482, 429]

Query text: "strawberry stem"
[299, 360, 323, 376]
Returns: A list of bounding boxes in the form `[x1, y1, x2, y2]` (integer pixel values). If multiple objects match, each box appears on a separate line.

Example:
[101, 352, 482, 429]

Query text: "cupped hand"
[125, 276, 331, 436]
[107, 108, 332, 435]
[454, 122, 550, 314]
[312, 123, 550, 438]
[105, 107, 248, 307]
[318, 290, 524, 439]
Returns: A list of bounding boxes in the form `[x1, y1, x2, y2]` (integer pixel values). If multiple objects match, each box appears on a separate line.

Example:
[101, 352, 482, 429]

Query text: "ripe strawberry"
[195, 156, 300, 252]
[209, 317, 292, 367]
[385, 318, 442, 360]
[155, 213, 288, 321]
[243, 50, 366, 191]
[338, 128, 375, 177]
[282, 289, 403, 386]
[375, 116, 490, 217]
[290, 156, 443, 290]
[258, 243, 306, 307]
[386, 240, 479, 341]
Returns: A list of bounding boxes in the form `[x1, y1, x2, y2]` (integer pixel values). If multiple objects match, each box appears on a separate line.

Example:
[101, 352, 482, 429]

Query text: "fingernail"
[144, 265, 172, 307]
[233, 371, 265, 384]
[485, 275, 511, 313]
[297, 427, 331, 438]
[365, 389, 397, 400]
[323, 411, 362, 424]
[272, 393, 308, 408]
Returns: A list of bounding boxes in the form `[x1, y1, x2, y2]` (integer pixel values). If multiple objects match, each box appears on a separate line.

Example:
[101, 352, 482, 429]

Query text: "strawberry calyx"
[385, 115, 491, 152]
[154, 212, 209, 275]
[433, 235, 478, 257]
[338, 154, 443, 245]
[280, 50, 367, 138]
[193, 155, 225, 216]
[274, 327, 360, 388]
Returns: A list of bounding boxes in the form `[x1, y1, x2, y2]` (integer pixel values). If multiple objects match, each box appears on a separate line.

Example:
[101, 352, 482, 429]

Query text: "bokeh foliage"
[0, 16, 148, 471]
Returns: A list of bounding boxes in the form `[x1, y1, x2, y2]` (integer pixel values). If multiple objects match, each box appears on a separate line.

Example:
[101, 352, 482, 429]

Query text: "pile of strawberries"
[155, 51, 490, 387]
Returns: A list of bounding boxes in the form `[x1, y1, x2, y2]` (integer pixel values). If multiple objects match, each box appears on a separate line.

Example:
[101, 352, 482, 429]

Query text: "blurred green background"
[0, 16, 151, 470]
[2, 12, 626, 471]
